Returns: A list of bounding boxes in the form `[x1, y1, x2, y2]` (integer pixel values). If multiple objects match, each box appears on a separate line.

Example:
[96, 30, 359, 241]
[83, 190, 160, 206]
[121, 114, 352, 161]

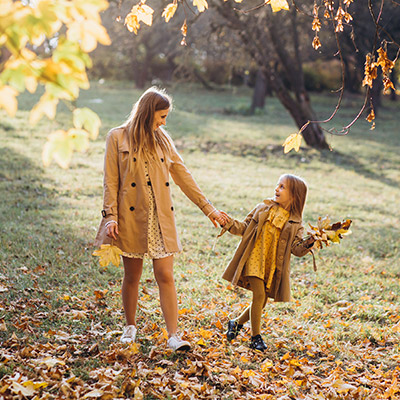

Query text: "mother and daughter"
[95, 87, 315, 352]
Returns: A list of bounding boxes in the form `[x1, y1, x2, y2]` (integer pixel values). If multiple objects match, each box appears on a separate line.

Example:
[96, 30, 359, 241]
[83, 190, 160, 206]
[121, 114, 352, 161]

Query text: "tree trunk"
[250, 69, 266, 114]
[271, 74, 329, 148]
[212, 0, 328, 149]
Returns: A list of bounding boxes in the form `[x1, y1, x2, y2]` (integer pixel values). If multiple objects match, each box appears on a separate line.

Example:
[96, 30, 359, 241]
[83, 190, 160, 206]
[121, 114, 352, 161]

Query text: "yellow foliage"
[42, 130, 74, 169]
[125, 12, 140, 34]
[67, 19, 111, 53]
[269, 0, 290, 12]
[0, 85, 18, 116]
[162, 3, 178, 23]
[73, 107, 101, 140]
[0, 0, 110, 168]
[29, 94, 59, 125]
[92, 244, 123, 267]
[125, 3, 154, 34]
[193, 0, 208, 13]
[282, 133, 302, 153]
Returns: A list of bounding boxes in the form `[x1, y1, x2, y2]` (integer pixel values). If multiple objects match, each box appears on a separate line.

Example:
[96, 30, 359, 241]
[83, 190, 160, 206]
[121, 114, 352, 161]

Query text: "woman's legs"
[153, 255, 178, 336]
[237, 277, 267, 336]
[122, 257, 143, 326]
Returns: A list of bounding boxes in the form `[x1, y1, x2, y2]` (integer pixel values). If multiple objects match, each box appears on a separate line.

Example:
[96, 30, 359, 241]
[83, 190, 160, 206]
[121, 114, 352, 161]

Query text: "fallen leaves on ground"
[1, 277, 399, 400]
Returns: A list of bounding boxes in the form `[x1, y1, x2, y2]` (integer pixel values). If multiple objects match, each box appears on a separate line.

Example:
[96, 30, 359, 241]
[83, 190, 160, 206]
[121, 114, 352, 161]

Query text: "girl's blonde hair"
[280, 174, 308, 217]
[123, 87, 175, 168]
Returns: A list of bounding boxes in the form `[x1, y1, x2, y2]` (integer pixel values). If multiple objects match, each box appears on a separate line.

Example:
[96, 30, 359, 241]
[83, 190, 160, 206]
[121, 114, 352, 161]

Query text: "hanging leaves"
[162, 2, 178, 23]
[0, 0, 109, 168]
[362, 48, 395, 93]
[307, 216, 352, 249]
[92, 244, 123, 267]
[268, 0, 289, 13]
[125, 1, 154, 34]
[282, 133, 302, 154]
[0, 85, 18, 117]
[73, 108, 102, 140]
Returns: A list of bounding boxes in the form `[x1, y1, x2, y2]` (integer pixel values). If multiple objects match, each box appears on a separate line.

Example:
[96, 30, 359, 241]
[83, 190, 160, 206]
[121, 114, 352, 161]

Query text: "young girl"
[219, 174, 315, 351]
[95, 87, 227, 351]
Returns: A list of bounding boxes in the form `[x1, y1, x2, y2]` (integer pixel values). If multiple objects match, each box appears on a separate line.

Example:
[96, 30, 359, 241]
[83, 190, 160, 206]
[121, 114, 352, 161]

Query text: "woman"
[95, 87, 226, 351]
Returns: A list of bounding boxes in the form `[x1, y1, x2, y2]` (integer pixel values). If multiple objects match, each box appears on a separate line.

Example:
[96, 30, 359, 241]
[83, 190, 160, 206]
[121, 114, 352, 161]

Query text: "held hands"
[209, 209, 231, 228]
[106, 222, 119, 241]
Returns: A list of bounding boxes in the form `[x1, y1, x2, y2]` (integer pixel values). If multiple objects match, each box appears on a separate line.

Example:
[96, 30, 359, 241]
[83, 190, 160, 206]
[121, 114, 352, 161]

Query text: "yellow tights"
[237, 277, 268, 336]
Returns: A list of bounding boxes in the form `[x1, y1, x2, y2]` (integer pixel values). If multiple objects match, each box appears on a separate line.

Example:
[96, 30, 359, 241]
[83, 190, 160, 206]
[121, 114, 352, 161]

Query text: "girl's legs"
[122, 256, 143, 326]
[153, 255, 178, 336]
[237, 276, 267, 336]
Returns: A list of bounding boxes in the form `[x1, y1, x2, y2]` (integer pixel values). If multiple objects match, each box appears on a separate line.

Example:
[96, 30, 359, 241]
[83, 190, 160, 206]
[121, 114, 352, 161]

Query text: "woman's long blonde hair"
[124, 87, 175, 168]
[280, 174, 308, 217]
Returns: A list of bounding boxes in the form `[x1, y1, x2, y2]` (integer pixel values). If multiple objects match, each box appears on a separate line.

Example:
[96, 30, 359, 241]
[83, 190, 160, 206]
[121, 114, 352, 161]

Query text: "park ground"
[0, 83, 399, 399]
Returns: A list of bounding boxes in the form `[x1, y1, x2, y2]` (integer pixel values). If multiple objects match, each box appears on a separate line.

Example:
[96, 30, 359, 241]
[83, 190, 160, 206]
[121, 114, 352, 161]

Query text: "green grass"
[0, 82, 399, 399]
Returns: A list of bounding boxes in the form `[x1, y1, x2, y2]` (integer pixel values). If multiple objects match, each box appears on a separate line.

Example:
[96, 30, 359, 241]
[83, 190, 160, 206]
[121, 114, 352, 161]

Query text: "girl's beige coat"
[95, 127, 215, 253]
[221, 200, 311, 302]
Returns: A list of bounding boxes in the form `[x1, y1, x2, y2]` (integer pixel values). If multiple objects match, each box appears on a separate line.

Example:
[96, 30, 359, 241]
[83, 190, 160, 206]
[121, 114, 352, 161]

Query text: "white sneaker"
[167, 334, 191, 351]
[120, 325, 137, 343]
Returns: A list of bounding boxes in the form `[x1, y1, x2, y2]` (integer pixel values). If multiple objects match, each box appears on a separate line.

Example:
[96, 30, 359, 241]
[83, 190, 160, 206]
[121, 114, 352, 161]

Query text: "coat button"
[133, 157, 136, 162]
[165, 182, 170, 186]
[147, 181, 151, 186]
[161, 158, 164, 162]
[131, 182, 136, 187]
[130, 206, 135, 211]
[171, 206, 174, 211]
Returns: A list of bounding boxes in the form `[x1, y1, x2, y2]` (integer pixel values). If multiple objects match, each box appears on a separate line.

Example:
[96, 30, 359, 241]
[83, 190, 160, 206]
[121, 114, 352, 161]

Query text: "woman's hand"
[209, 209, 230, 227]
[106, 222, 119, 241]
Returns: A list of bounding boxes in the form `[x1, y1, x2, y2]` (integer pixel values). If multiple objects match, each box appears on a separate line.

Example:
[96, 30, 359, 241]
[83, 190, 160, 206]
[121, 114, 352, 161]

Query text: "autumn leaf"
[282, 133, 302, 153]
[73, 107, 101, 140]
[29, 93, 59, 125]
[67, 19, 111, 53]
[0, 85, 18, 116]
[268, 0, 290, 12]
[193, 0, 208, 13]
[366, 108, 375, 123]
[92, 244, 123, 267]
[162, 3, 177, 23]
[125, 3, 154, 34]
[125, 12, 140, 34]
[376, 47, 395, 74]
[42, 130, 74, 169]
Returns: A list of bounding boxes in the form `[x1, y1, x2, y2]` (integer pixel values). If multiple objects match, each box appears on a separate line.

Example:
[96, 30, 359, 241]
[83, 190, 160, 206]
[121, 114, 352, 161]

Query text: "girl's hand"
[106, 222, 119, 241]
[218, 210, 231, 226]
[303, 236, 316, 249]
[209, 210, 229, 227]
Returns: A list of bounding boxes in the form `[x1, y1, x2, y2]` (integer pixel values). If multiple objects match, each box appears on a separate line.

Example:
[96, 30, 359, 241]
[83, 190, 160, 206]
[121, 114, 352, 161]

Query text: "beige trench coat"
[221, 199, 311, 302]
[94, 127, 215, 253]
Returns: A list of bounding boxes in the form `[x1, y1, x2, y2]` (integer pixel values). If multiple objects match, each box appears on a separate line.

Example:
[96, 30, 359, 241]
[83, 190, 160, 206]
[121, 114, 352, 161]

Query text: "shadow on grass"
[316, 148, 399, 189]
[178, 138, 399, 188]
[0, 147, 114, 303]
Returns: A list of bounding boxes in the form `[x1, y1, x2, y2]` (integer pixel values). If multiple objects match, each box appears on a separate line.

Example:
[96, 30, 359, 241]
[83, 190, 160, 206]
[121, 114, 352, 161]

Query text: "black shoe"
[226, 320, 243, 341]
[250, 334, 267, 351]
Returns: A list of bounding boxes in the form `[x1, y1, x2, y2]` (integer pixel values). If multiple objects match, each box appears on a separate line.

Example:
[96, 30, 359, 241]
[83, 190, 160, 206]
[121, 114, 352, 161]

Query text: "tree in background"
[1, 0, 398, 163]
[206, 0, 329, 149]
[90, 0, 183, 88]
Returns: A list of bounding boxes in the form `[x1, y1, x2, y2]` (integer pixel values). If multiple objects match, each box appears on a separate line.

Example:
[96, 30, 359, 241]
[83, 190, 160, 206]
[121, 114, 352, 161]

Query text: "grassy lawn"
[0, 82, 399, 399]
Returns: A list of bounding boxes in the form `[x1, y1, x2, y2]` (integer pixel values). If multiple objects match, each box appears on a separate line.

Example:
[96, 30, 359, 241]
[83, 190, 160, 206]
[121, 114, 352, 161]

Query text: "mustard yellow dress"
[242, 205, 289, 289]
